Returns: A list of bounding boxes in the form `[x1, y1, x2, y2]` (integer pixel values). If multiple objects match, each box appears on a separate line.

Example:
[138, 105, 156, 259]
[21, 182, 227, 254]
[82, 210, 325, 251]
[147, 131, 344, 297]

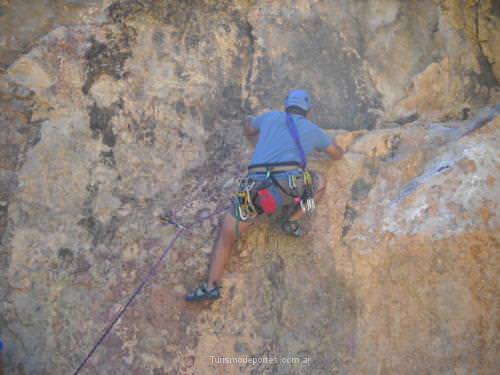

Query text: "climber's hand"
[324, 142, 344, 160]
[243, 116, 258, 136]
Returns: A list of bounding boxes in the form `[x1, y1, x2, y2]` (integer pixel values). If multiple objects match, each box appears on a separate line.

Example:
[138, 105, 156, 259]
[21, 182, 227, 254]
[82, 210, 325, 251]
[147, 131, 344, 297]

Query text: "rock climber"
[185, 89, 344, 301]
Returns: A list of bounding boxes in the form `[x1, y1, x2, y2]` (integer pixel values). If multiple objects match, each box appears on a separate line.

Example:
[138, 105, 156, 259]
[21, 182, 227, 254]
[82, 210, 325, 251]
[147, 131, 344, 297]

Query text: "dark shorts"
[229, 169, 320, 223]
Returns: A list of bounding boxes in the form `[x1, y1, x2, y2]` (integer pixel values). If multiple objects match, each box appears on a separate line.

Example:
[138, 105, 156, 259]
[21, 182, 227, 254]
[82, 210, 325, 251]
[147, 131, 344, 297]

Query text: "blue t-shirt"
[249, 110, 331, 166]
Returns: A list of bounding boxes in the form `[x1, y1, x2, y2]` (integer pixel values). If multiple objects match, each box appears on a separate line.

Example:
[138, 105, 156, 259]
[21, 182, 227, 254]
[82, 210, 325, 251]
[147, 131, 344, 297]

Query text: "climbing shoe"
[185, 281, 220, 302]
[281, 220, 306, 238]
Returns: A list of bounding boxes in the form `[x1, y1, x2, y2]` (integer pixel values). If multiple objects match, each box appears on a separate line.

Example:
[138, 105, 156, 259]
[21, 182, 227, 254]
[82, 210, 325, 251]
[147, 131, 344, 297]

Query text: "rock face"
[0, 1, 498, 374]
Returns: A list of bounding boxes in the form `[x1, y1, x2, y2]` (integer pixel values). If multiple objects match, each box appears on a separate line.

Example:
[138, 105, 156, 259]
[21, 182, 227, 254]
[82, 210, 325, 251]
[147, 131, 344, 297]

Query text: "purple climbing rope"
[72, 206, 228, 375]
[286, 113, 307, 168]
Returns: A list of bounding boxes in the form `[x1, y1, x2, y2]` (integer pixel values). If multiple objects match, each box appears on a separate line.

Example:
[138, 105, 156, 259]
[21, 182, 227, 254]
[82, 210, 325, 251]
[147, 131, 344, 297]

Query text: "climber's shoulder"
[250, 110, 283, 131]
[259, 110, 284, 120]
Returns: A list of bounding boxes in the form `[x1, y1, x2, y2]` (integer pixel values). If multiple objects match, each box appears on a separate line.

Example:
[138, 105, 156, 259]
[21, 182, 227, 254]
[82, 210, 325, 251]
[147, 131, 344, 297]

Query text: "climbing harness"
[231, 162, 296, 222]
[72, 205, 228, 375]
[231, 161, 316, 223]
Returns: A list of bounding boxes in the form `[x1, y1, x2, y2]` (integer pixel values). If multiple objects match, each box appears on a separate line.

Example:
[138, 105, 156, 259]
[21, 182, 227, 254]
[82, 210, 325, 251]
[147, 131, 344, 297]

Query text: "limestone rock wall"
[0, 1, 499, 374]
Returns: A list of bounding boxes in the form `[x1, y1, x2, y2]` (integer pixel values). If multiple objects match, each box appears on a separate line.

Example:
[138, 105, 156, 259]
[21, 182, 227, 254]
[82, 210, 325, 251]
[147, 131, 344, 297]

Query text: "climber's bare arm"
[324, 141, 344, 160]
[243, 117, 259, 137]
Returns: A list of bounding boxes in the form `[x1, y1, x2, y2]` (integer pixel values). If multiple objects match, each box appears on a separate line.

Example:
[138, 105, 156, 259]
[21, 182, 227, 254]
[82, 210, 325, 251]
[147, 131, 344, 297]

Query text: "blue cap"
[0, 339, 3, 352]
[284, 89, 311, 111]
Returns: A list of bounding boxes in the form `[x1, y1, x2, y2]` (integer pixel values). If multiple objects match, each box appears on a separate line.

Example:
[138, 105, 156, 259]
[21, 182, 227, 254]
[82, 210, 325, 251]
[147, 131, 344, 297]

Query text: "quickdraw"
[232, 177, 259, 221]
[300, 170, 315, 216]
[273, 170, 315, 216]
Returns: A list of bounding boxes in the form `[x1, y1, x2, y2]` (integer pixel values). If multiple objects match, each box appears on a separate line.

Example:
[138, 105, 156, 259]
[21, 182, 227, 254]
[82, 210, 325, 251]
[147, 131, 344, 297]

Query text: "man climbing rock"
[186, 89, 344, 301]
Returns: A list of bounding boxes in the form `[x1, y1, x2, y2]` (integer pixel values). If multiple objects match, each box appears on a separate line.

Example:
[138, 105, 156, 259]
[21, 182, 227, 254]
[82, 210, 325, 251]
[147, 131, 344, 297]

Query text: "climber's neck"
[285, 106, 308, 117]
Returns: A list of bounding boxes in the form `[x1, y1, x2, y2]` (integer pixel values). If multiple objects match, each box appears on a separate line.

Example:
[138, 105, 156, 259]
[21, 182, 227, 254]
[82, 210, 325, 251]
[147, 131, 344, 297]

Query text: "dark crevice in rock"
[492, 0, 500, 17]
[267, 254, 285, 292]
[351, 178, 373, 202]
[126, 107, 157, 146]
[395, 112, 419, 126]
[0, 79, 40, 249]
[0, 78, 43, 371]
[79, 183, 120, 247]
[107, 0, 146, 23]
[88, 101, 121, 147]
[81, 25, 136, 95]
[99, 150, 117, 168]
[0, 204, 8, 244]
[78, 216, 100, 246]
[472, 1, 498, 90]
[436, 164, 450, 173]
[342, 204, 358, 238]
[364, 158, 381, 178]
[78, 214, 120, 247]
[107, 0, 220, 29]
[55, 247, 92, 277]
[175, 99, 186, 115]
[462, 107, 471, 120]
[58, 247, 74, 262]
[241, 20, 256, 114]
[82, 183, 99, 217]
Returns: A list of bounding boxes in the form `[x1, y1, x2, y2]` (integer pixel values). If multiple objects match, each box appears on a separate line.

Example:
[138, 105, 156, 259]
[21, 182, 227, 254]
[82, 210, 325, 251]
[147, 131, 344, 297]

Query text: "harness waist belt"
[248, 162, 303, 174]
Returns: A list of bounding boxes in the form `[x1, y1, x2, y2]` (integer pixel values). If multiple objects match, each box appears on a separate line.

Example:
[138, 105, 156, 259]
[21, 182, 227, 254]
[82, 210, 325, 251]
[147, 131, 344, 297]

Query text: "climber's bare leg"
[206, 213, 251, 289]
[288, 173, 326, 222]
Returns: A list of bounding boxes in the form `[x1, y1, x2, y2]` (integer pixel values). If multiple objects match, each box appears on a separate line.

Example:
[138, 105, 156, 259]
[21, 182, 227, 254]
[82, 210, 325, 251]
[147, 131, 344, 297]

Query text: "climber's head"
[284, 89, 311, 117]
